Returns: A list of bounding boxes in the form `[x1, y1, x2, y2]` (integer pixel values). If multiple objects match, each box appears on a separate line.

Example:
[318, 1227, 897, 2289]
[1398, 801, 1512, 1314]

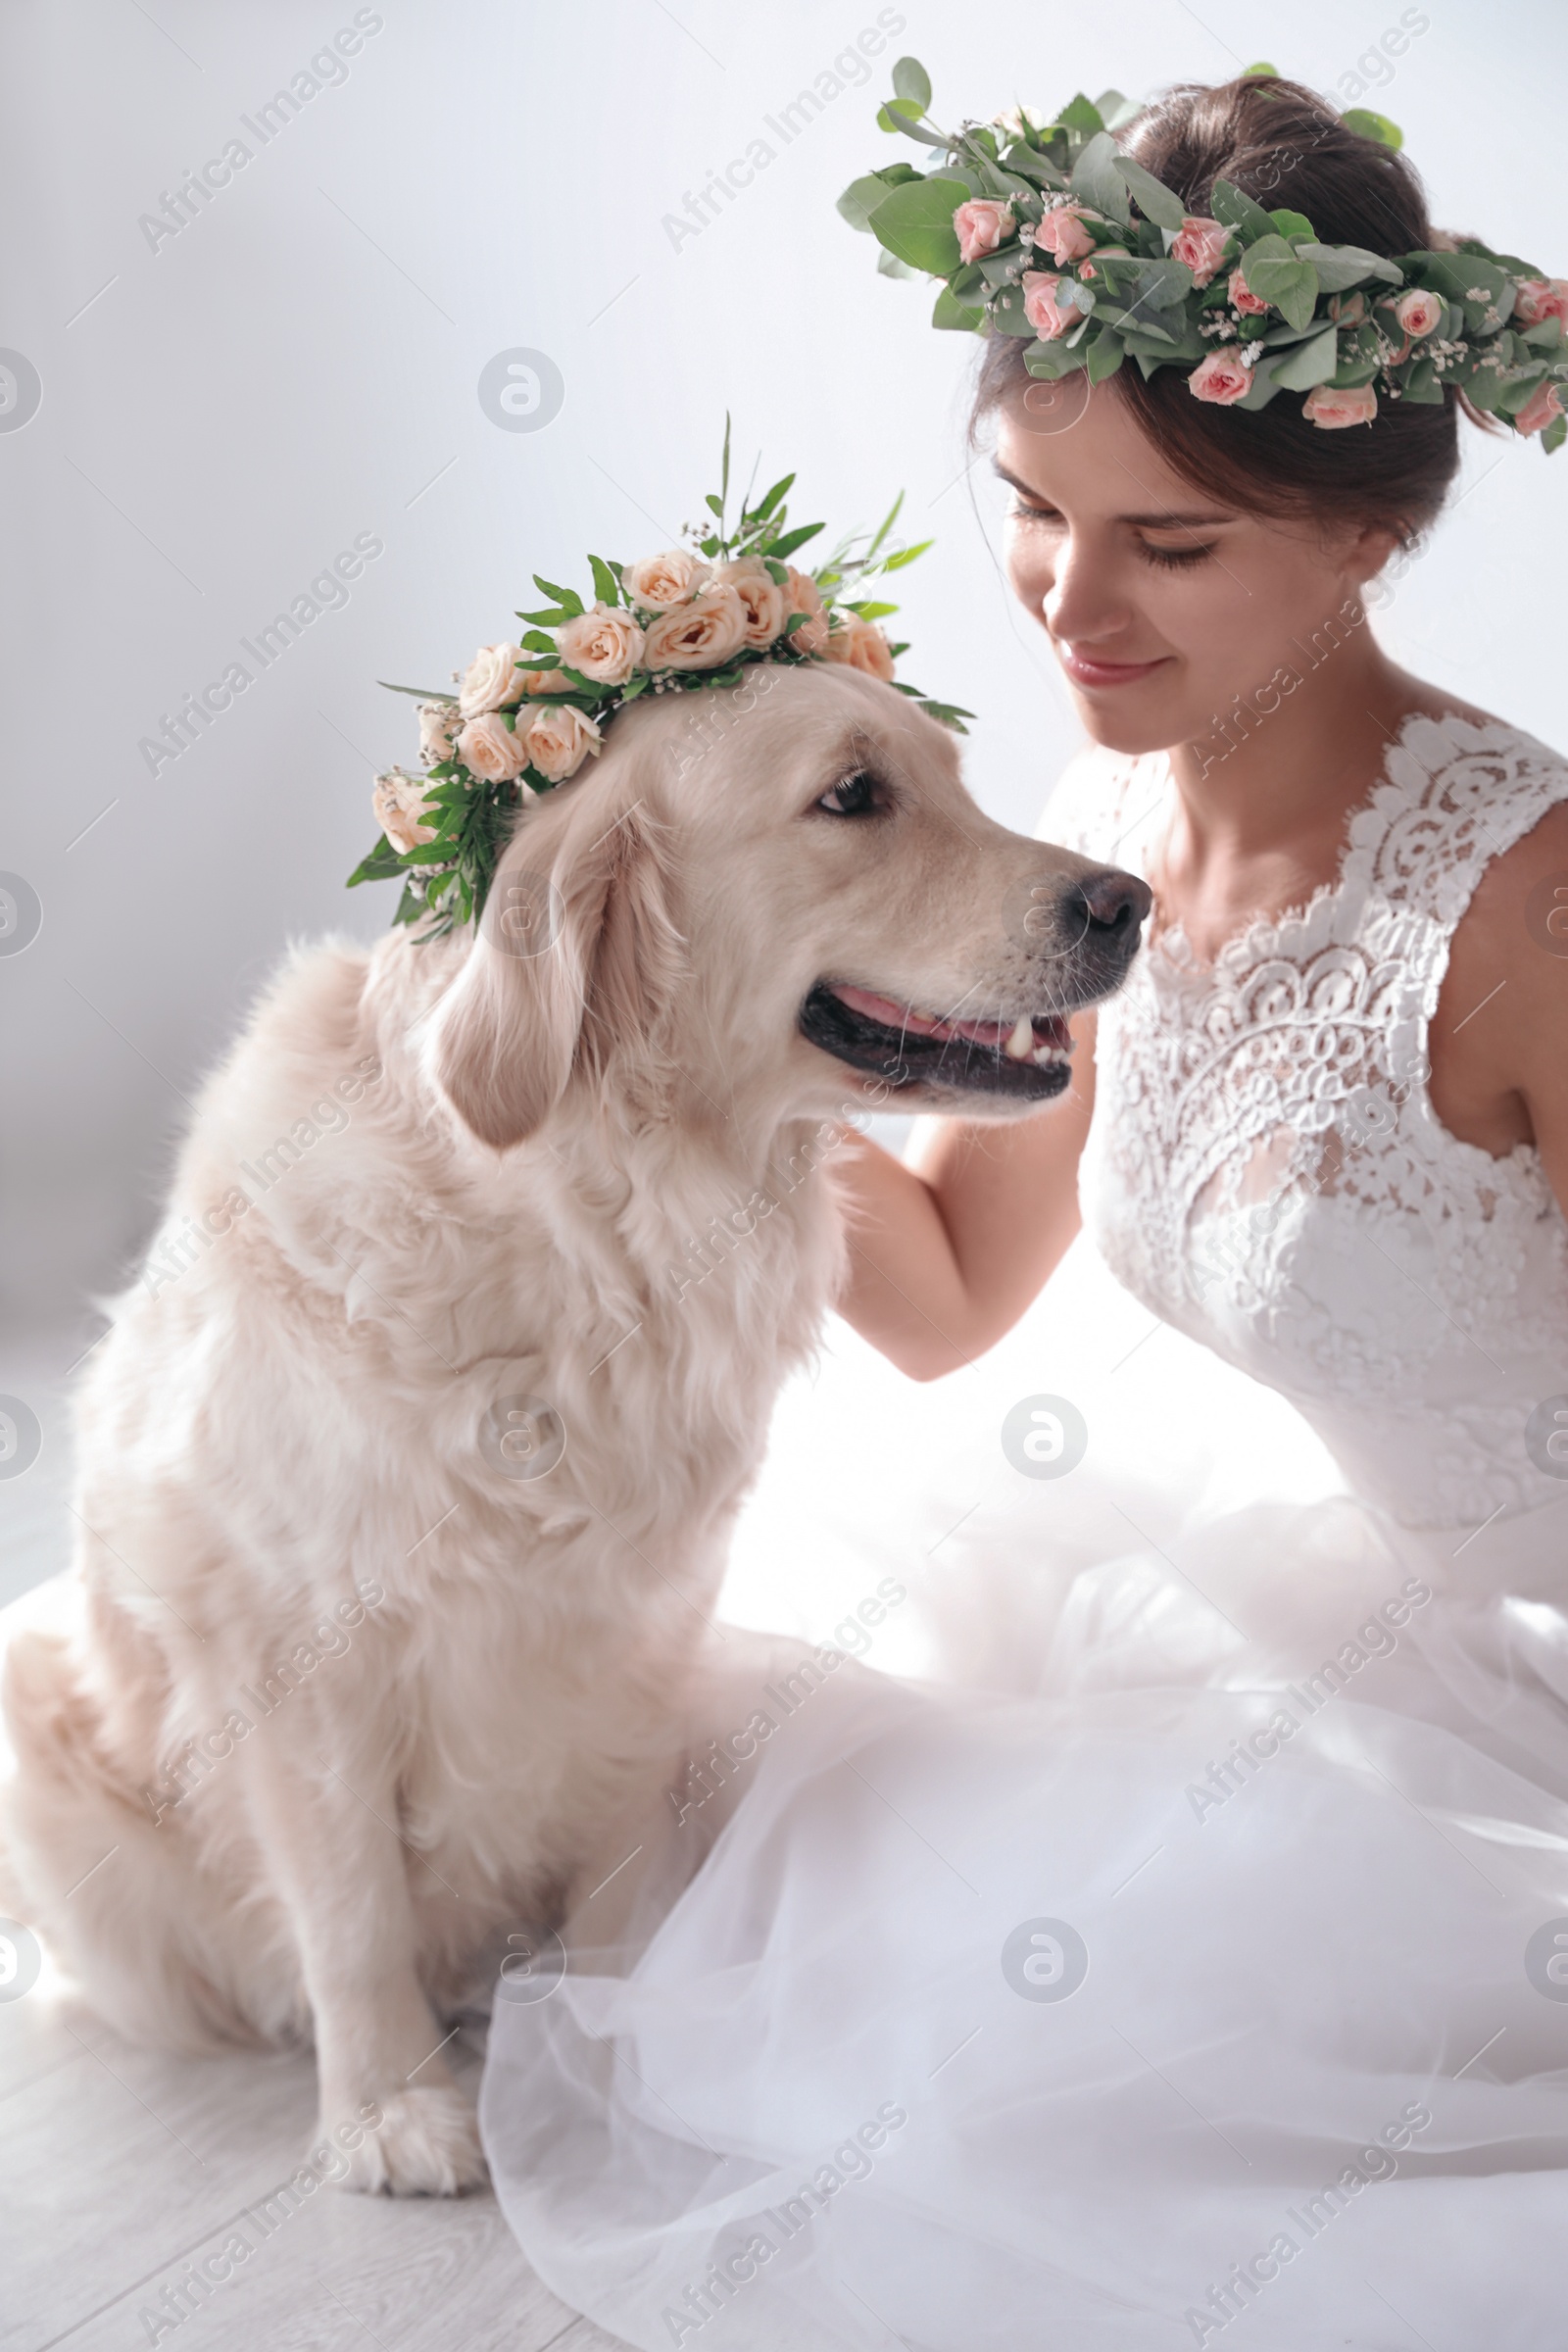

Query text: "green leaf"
[1237, 354, 1286, 409]
[519, 629, 557, 654]
[865, 490, 905, 561]
[1112, 154, 1187, 231]
[877, 101, 947, 145]
[1239, 235, 1319, 331]
[878, 538, 932, 572]
[533, 575, 583, 618]
[749, 473, 795, 523]
[1023, 338, 1087, 379]
[346, 837, 408, 887]
[1297, 241, 1402, 291]
[868, 176, 966, 274]
[1342, 107, 1402, 151]
[877, 248, 918, 279]
[1069, 129, 1131, 225]
[1243, 59, 1279, 74]
[1093, 88, 1143, 132]
[768, 520, 826, 560]
[1210, 177, 1275, 245]
[587, 554, 620, 606]
[933, 283, 985, 331]
[838, 173, 895, 233]
[1086, 326, 1125, 383]
[1413, 248, 1513, 329]
[378, 680, 458, 701]
[890, 55, 932, 111]
[1267, 207, 1316, 244]
[1054, 93, 1104, 133]
[1268, 322, 1340, 390]
[1398, 357, 1444, 403]
[847, 600, 900, 619]
[1543, 413, 1567, 454]
[705, 491, 723, 515]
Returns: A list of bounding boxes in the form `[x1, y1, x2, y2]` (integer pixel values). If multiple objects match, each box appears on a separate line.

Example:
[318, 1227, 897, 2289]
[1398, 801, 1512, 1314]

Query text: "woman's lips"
[1058, 646, 1171, 690]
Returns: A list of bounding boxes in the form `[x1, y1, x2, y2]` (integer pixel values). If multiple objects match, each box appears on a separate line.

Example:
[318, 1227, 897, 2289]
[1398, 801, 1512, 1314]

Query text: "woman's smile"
[1057, 646, 1174, 690]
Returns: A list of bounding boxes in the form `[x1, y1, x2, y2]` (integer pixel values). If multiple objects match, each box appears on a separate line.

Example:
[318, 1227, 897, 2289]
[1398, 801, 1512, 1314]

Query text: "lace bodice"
[1047, 711, 1568, 1535]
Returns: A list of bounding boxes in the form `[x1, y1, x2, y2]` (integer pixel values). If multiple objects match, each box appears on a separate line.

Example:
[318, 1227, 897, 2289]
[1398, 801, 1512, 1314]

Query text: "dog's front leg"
[238, 1722, 486, 2195]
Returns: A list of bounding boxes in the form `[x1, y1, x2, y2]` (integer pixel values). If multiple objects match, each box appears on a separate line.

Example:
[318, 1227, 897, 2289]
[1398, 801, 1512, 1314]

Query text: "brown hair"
[974, 74, 1467, 544]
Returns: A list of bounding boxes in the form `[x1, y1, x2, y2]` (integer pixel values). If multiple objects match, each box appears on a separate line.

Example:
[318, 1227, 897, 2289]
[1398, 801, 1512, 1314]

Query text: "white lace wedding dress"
[482, 712, 1568, 2351]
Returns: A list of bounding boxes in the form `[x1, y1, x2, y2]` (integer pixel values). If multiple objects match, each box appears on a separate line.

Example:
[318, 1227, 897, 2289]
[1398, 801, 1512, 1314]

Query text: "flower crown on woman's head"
[841, 60, 1568, 444]
[348, 423, 970, 936]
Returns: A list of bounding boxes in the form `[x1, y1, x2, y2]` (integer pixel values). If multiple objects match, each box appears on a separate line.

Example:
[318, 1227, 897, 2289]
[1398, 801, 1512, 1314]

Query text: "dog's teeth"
[1032, 1042, 1068, 1065]
[1004, 1015, 1034, 1061]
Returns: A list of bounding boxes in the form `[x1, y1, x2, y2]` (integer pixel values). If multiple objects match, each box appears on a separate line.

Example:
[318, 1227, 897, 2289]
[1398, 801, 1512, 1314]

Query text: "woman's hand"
[831, 1015, 1098, 1380]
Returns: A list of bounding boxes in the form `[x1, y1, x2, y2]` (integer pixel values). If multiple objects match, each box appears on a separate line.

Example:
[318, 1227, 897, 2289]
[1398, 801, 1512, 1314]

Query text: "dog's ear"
[429, 786, 682, 1152]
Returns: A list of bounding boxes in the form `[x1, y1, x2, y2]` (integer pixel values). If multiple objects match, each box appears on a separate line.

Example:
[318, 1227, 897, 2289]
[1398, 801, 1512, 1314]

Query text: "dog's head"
[428, 662, 1149, 1151]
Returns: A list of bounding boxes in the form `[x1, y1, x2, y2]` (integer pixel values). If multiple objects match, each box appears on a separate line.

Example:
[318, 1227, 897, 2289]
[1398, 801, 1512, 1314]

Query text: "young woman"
[485, 77, 1568, 2348]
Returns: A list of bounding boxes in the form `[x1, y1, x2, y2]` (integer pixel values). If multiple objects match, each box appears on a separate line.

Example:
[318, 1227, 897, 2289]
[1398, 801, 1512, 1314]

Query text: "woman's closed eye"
[1137, 538, 1217, 570]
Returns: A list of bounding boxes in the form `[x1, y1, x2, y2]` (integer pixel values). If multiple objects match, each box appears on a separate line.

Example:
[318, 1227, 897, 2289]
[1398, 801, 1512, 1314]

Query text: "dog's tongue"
[832, 984, 1012, 1048]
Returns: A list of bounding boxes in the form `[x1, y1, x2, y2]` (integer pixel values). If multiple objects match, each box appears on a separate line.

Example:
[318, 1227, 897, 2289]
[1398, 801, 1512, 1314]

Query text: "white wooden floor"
[0, 1946, 624, 2352]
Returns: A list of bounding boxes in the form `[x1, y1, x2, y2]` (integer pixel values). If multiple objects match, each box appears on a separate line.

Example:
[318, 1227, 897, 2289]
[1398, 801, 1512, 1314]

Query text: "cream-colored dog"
[1, 663, 1146, 2192]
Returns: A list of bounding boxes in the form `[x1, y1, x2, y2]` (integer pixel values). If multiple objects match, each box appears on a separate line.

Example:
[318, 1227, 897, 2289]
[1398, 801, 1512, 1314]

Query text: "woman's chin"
[1070, 688, 1194, 758]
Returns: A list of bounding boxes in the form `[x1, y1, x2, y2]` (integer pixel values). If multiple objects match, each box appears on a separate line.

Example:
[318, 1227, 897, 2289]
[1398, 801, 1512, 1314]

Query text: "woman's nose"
[1042, 536, 1133, 646]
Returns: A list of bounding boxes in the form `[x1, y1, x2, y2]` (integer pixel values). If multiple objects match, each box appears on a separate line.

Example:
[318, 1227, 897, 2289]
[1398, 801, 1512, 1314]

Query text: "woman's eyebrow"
[992, 461, 1235, 527]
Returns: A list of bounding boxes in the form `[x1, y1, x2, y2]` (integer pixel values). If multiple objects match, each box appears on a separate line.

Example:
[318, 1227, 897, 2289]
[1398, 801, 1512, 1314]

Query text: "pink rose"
[522, 704, 603, 784]
[1188, 350, 1252, 406]
[1515, 380, 1564, 437]
[458, 711, 531, 784]
[1327, 291, 1368, 326]
[554, 602, 645, 686]
[1303, 382, 1378, 428]
[954, 198, 1014, 265]
[1394, 289, 1444, 339]
[1227, 266, 1269, 317]
[820, 618, 896, 681]
[1080, 245, 1130, 282]
[1513, 277, 1568, 328]
[642, 584, 750, 671]
[1033, 202, 1098, 267]
[1169, 216, 1230, 287]
[1021, 270, 1076, 341]
[715, 557, 787, 649]
[458, 642, 526, 718]
[783, 567, 829, 657]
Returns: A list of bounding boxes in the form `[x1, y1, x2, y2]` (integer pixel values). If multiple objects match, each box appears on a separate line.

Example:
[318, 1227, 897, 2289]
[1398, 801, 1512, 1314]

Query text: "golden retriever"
[0, 662, 1147, 2192]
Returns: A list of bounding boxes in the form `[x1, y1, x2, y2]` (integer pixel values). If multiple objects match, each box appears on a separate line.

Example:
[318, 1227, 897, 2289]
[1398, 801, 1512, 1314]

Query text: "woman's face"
[996, 379, 1396, 758]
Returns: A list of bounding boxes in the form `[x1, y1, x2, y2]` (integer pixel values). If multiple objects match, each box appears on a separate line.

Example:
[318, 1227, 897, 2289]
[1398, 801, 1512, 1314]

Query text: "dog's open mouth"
[799, 981, 1076, 1101]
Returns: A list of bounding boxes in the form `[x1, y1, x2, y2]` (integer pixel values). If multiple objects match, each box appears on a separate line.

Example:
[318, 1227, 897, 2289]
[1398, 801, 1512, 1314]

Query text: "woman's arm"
[833, 1013, 1098, 1380]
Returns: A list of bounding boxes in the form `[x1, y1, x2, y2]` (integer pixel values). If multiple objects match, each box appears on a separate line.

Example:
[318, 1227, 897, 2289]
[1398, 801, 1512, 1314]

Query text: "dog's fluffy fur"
[1, 665, 1127, 2191]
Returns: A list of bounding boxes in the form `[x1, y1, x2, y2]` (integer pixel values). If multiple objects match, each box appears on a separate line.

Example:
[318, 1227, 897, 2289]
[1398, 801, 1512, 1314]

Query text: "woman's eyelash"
[1007, 499, 1060, 525]
[1139, 542, 1215, 570]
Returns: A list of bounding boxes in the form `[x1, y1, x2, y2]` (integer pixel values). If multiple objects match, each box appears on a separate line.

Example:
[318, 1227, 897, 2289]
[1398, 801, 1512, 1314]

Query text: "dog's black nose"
[1075, 867, 1152, 945]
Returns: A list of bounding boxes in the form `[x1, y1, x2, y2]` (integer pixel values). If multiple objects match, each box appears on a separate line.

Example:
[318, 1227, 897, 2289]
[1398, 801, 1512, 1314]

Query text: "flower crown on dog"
[840, 60, 1568, 444]
[349, 422, 970, 936]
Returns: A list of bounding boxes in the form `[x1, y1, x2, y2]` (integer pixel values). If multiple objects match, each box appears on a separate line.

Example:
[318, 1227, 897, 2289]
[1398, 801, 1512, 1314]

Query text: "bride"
[481, 72, 1568, 2350]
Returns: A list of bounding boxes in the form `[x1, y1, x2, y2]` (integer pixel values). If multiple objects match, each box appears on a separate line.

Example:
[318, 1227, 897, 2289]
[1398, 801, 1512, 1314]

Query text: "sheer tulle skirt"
[481, 1242, 1568, 2350]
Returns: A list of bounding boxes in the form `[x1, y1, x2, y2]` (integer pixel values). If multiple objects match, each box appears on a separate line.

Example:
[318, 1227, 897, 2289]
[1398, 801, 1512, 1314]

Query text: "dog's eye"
[815, 770, 879, 817]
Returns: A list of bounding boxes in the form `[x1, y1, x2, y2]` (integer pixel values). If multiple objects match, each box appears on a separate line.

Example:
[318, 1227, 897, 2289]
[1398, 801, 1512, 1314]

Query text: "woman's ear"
[428, 781, 683, 1152]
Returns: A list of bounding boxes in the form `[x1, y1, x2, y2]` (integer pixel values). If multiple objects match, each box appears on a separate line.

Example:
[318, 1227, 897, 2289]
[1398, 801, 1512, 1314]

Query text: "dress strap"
[1344, 711, 1568, 937]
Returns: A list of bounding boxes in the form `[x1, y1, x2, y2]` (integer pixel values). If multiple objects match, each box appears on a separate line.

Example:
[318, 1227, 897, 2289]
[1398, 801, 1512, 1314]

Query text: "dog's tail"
[0, 1618, 270, 2053]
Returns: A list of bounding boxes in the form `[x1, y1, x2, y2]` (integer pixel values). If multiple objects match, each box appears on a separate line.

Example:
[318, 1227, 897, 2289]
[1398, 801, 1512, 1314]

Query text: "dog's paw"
[334, 2084, 488, 2196]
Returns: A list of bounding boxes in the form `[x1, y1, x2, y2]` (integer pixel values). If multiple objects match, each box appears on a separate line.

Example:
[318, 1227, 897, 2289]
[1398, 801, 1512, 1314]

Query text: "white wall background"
[2, 0, 1565, 1584]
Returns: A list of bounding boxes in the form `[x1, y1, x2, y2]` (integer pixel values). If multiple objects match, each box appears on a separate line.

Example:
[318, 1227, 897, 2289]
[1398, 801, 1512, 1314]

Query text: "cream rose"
[1170, 216, 1230, 287]
[1303, 381, 1378, 428]
[1515, 379, 1564, 437]
[417, 702, 459, 762]
[554, 601, 645, 685]
[954, 199, 1014, 265]
[519, 667, 568, 696]
[820, 618, 896, 682]
[1033, 201, 1098, 267]
[783, 566, 829, 656]
[523, 703, 604, 783]
[1188, 350, 1252, 406]
[716, 557, 787, 649]
[372, 767, 439, 855]
[1394, 289, 1444, 338]
[1513, 277, 1568, 328]
[642, 583, 749, 672]
[458, 642, 526, 718]
[621, 548, 710, 612]
[1021, 270, 1075, 341]
[458, 711, 531, 783]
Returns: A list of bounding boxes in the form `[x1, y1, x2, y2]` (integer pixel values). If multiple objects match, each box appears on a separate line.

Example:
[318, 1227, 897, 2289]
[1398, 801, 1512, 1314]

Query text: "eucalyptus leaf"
[1342, 107, 1402, 151]
[891, 55, 932, 110]
[1268, 323, 1340, 390]
[1237, 355, 1286, 409]
[838, 173, 896, 233]
[1094, 88, 1143, 131]
[877, 102, 947, 146]
[1112, 154, 1187, 231]
[1210, 177, 1275, 244]
[1542, 413, 1566, 453]
[933, 284, 985, 330]
[1296, 241, 1402, 292]
[1054, 93, 1104, 133]
[877, 248, 919, 279]
[1022, 337, 1087, 378]
[1086, 326, 1125, 382]
[1069, 129, 1132, 225]
[868, 176, 966, 274]
[1267, 208, 1316, 244]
